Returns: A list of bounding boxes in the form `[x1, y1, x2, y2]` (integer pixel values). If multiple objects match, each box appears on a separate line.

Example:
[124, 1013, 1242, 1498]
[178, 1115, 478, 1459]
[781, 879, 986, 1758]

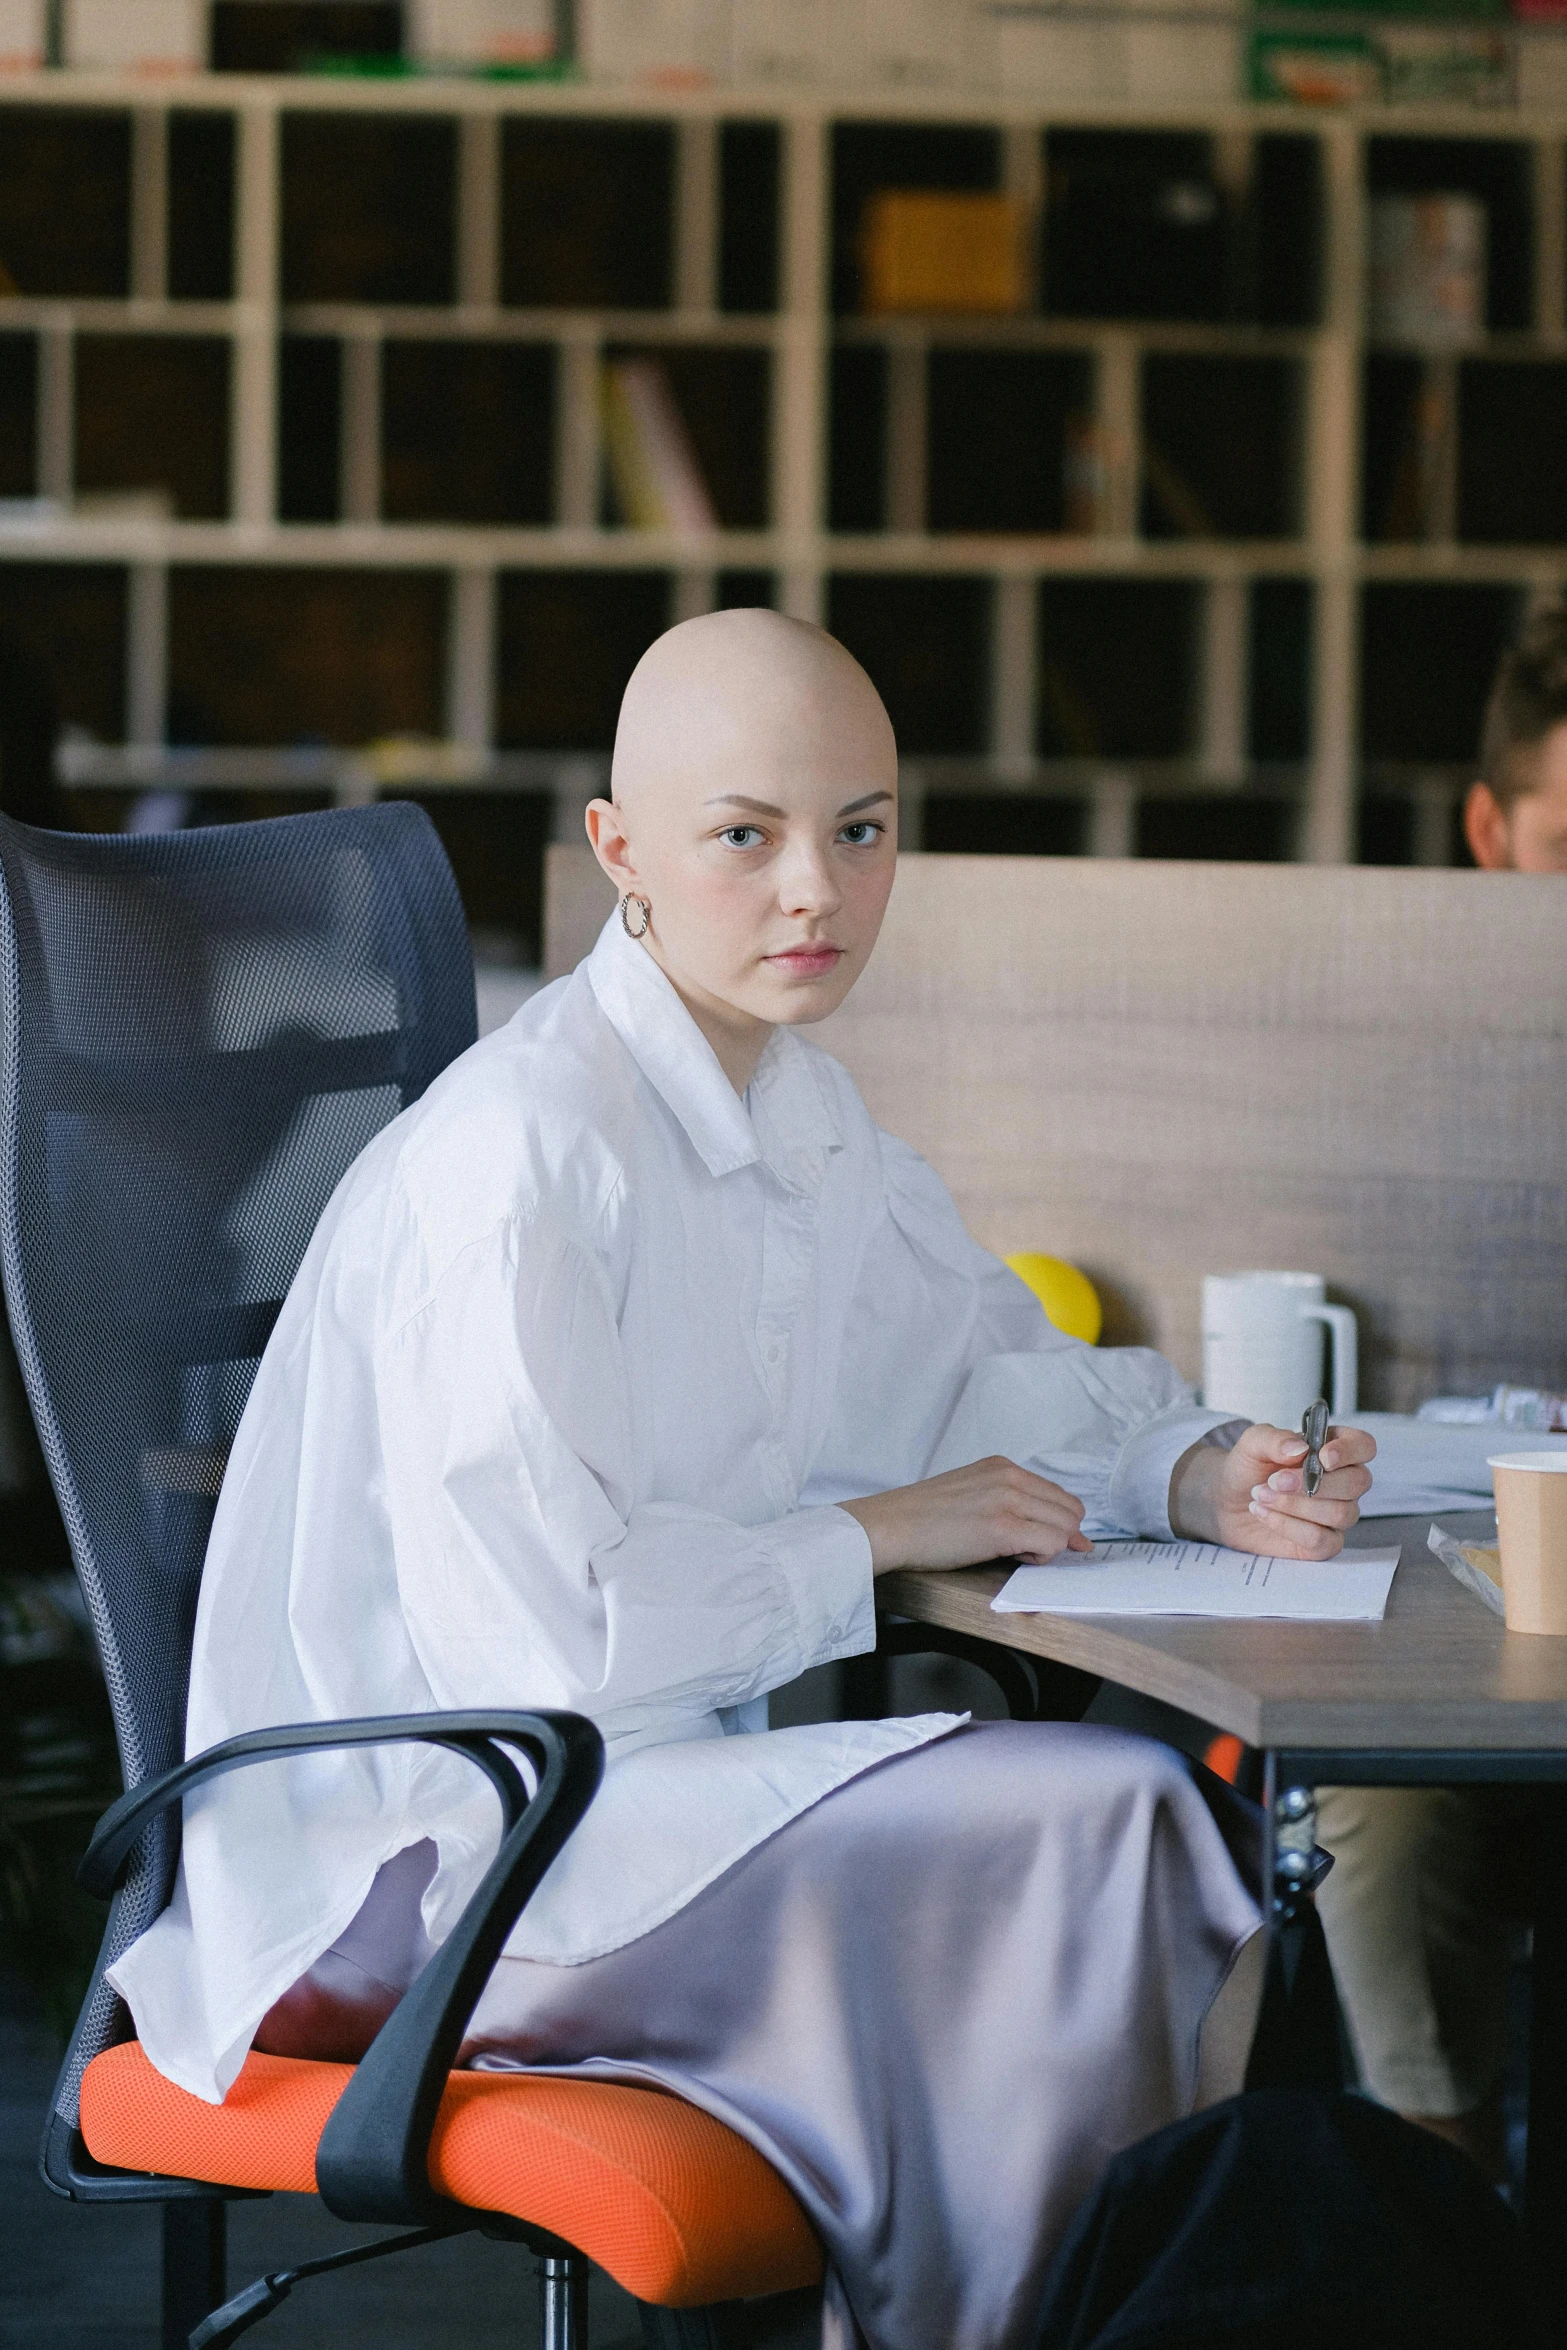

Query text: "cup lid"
[1487, 1452, 1567, 1473]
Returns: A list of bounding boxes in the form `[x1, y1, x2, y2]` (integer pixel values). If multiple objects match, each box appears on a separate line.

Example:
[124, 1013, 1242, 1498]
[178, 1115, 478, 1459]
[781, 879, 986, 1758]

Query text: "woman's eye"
[720, 826, 765, 849]
[838, 821, 882, 846]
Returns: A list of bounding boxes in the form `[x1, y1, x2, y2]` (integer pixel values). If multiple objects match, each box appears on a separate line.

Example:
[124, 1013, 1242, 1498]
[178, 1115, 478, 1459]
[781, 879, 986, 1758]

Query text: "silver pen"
[1302, 1398, 1330, 1497]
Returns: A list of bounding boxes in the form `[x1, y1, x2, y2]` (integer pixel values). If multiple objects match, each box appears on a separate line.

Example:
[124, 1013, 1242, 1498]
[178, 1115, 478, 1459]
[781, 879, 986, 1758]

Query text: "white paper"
[991, 1540, 1402, 1622]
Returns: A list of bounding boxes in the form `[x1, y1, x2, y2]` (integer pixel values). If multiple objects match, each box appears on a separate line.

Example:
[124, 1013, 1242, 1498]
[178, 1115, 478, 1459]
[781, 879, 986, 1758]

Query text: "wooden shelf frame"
[1, 70, 1566, 861]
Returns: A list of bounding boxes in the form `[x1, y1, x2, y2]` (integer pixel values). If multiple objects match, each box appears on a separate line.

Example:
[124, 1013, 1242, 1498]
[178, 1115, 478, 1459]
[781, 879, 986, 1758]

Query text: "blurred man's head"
[1464, 605, 1567, 871]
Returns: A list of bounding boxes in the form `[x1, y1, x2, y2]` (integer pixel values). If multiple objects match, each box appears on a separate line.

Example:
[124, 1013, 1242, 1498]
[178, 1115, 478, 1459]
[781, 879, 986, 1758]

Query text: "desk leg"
[1528, 1790, 1567, 2345]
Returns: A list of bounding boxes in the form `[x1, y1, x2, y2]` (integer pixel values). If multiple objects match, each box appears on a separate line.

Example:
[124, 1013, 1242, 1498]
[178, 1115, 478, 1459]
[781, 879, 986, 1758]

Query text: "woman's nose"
[778, 846, 842, 915]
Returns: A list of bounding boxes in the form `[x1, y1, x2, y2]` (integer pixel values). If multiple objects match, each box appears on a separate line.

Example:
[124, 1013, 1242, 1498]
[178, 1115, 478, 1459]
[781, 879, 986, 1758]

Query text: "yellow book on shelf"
[859, 191, 1028, 316]
[601, 359, 718, 536]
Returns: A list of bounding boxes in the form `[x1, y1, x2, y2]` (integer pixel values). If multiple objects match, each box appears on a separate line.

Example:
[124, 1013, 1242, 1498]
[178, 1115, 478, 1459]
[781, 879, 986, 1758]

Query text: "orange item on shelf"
[858, 191, 1028, 316]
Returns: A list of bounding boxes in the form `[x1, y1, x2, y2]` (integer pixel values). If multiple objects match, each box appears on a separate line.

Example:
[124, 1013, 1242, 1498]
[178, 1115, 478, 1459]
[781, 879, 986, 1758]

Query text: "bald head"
[610, 608, 896, 811]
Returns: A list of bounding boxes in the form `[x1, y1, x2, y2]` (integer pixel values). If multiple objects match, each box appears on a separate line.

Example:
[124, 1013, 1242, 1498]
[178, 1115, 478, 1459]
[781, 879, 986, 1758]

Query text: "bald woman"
[114, 614, 1374, 2350]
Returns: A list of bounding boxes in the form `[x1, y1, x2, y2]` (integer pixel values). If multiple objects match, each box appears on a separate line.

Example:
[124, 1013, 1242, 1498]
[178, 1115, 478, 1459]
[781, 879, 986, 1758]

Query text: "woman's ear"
[585, 798, 640, 894]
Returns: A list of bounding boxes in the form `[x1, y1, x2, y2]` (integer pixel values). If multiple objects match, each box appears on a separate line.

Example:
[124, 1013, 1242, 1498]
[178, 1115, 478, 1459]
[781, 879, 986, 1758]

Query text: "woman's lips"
[765, 945, 844, 978]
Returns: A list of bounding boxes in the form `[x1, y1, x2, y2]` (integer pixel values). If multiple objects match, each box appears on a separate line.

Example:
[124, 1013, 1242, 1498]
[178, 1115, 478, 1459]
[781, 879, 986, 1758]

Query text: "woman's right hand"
[838, 1456, 1093, 1577]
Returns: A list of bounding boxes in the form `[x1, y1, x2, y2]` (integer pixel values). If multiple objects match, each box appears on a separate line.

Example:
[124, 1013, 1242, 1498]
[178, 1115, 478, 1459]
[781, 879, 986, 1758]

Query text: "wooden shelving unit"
[1, 68, 1565, 904]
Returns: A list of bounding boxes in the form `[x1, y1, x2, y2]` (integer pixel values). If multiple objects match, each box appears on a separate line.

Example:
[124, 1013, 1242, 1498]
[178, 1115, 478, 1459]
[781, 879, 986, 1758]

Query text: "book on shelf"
[601, 359, 719, 536]
[858, 191, 1028, 316]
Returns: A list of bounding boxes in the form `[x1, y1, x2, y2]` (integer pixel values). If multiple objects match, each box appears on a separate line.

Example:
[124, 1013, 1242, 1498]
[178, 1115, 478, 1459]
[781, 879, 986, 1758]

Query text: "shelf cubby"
[0, 562, 126, 741]
[496, 570, 672, 748]
[1038, 579, 1203, 759]
[605, 342, 772, 529]
[0, 106, 130, 296]
[928, 350, 1090, 536]
[502, 119, 675, 311]
[166, 568, 448, 746]
[1135, 791, 1294, 860]
[0, 332, 36, 497]
[922, 792, 1087, 855]
[382, 339, 555, 525]
[1458, 360, 1567, 544]
[283, 112, 457, 306]
[75, 334, 231, 518]
[277, 334, 342, 523]
[1140, 354, 1302, 541]
[1359, 582, 1520, 765]
[827, 574, 990, 754]
[168, 111, 236, 301]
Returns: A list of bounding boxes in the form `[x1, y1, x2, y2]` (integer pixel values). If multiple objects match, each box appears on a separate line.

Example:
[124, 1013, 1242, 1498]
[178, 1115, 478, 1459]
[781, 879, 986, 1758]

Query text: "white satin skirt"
[257, 1721, 1263, 2350]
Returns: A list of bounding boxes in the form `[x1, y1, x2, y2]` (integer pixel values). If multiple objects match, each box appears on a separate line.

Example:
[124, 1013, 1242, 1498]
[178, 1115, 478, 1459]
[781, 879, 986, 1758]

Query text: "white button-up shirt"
[113, 914, 1229, 2103]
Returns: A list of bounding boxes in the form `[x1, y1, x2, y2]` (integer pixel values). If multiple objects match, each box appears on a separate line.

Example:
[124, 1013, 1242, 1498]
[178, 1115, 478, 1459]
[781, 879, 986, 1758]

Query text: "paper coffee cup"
[1488, 1452, 1567, 1634]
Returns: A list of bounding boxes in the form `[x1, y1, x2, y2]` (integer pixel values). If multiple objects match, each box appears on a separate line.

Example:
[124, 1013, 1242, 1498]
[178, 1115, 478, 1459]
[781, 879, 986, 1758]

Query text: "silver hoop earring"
[620, 893, 651, 940]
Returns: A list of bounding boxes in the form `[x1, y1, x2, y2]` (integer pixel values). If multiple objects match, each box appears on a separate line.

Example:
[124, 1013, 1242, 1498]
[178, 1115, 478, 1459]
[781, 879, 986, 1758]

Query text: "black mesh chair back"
[0, 805, 476, 2126]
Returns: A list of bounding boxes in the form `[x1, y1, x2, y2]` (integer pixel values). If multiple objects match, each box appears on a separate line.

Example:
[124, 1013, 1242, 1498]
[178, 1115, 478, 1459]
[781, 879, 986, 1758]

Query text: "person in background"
[1315, 607, 1567, 2187]
[1462, 600, 1567, 872]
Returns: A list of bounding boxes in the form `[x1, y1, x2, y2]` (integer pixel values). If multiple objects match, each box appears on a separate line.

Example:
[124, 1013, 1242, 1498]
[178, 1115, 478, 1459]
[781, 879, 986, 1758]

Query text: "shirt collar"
[586, 913, 842, 1184]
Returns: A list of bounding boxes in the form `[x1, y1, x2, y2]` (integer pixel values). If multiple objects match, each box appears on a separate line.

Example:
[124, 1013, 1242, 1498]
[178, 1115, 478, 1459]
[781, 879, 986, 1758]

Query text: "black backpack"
[1033, 2088, 1527, 2350]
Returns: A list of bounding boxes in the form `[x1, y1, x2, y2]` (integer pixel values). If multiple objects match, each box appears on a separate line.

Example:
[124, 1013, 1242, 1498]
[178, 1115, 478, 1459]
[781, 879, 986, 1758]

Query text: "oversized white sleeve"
[804, 1133, 1236, 1539]
[378, 1208, 875, 1752]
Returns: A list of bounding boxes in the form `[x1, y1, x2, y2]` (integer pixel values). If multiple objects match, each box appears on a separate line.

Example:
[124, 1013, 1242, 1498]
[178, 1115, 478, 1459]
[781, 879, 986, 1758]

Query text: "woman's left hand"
[1173, 1420, 1377, 1559]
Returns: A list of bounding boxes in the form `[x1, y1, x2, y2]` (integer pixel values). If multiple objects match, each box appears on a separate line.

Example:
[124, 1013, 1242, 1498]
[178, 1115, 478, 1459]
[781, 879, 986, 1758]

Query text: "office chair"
[6, 806, 823, 2350]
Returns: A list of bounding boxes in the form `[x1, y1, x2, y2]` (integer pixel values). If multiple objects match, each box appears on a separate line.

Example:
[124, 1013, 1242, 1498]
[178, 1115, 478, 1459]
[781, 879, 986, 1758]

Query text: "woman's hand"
[839, 1456, 1093, 1577]
[1171, 1421, 1377, 1559]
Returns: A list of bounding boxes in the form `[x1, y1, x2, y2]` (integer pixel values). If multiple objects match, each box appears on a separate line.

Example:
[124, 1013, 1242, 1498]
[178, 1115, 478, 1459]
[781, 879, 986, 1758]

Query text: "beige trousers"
[1314, 1785, 1513, 2118]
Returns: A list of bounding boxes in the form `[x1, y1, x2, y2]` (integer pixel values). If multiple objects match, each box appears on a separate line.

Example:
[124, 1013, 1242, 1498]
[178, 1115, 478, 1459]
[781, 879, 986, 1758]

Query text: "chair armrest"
[872, 1615, 1102, 1724]
[79, 1708, 604, 2229]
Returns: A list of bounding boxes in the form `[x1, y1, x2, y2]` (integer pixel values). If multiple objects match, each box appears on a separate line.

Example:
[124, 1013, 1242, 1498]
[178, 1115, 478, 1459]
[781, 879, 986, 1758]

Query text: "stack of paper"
[992, 1540, 1401, 1622]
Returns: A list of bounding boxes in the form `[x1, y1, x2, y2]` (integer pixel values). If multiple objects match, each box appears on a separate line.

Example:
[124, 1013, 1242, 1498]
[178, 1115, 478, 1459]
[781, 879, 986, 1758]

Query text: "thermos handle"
[1300, 1304, 1358, 1419]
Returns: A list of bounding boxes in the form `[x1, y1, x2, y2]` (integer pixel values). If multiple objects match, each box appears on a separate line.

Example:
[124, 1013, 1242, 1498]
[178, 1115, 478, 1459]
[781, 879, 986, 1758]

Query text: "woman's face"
[587, 616, 899, 1078]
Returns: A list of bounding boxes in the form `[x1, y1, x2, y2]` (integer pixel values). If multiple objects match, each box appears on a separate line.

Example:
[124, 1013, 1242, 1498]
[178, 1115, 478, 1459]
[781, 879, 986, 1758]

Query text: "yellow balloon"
[1005, 1253, 1103, 1345]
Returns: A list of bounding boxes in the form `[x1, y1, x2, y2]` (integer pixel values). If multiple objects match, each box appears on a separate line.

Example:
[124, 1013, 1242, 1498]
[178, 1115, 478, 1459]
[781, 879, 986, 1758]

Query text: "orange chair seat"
[81, 2041, 823, 2308]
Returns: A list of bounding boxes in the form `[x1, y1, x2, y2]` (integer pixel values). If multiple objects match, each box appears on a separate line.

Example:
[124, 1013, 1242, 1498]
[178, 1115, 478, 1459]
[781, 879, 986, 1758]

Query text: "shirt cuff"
[1108, 1405, 1247, 1540]
[770, 1503, 877, 1674]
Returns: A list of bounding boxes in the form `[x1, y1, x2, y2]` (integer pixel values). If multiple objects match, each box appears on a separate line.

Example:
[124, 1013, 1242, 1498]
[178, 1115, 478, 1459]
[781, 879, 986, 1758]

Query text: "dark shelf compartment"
[927, 350, 1091, 535]
[1038, 580, 1201, 759]
[717, 569, 775, 609]
[831, 122, 1000, 318]
[381, 787, 552, 966]
[1136, 792, 1295, 860]
[1362, 353, 1428, 543]
[167, 568, 447, 746]
[720, 121, 780, 315]
[606, 344, 771, 529]
[0, 109, 129, 298]
[496, 571, 671, 747]
[827, 574, 990, 754]
[0, 332, 35, 497]
[211, 3, 404, 72]
[1366, 137, 1534, 332]
[1458, 360, 1567, 544]
[922, 793, 1087, 855]
[1247, 136, 1323, 330]
[75, 336, 231, 519]
[1044, 131, 1226, 325]
[278, 335, 342, 522]
[0, 564, 127, 741]
[1249, 578, 1313, 763]
[169, 113, 236, 302]
[830, 344, 887, 532]
[382, 341, 554, 524]
[1359, 581, 1520, 763]
[1141, 356, 1302, 541]
[282, 113, 456, 305]
[502, 121, 674, 312]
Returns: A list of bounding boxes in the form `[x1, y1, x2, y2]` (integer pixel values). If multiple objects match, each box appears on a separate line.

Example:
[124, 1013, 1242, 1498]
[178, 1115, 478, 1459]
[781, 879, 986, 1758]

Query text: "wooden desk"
[881, 1513, 1567, 2333]
[880, 1513, 1567, 1778]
